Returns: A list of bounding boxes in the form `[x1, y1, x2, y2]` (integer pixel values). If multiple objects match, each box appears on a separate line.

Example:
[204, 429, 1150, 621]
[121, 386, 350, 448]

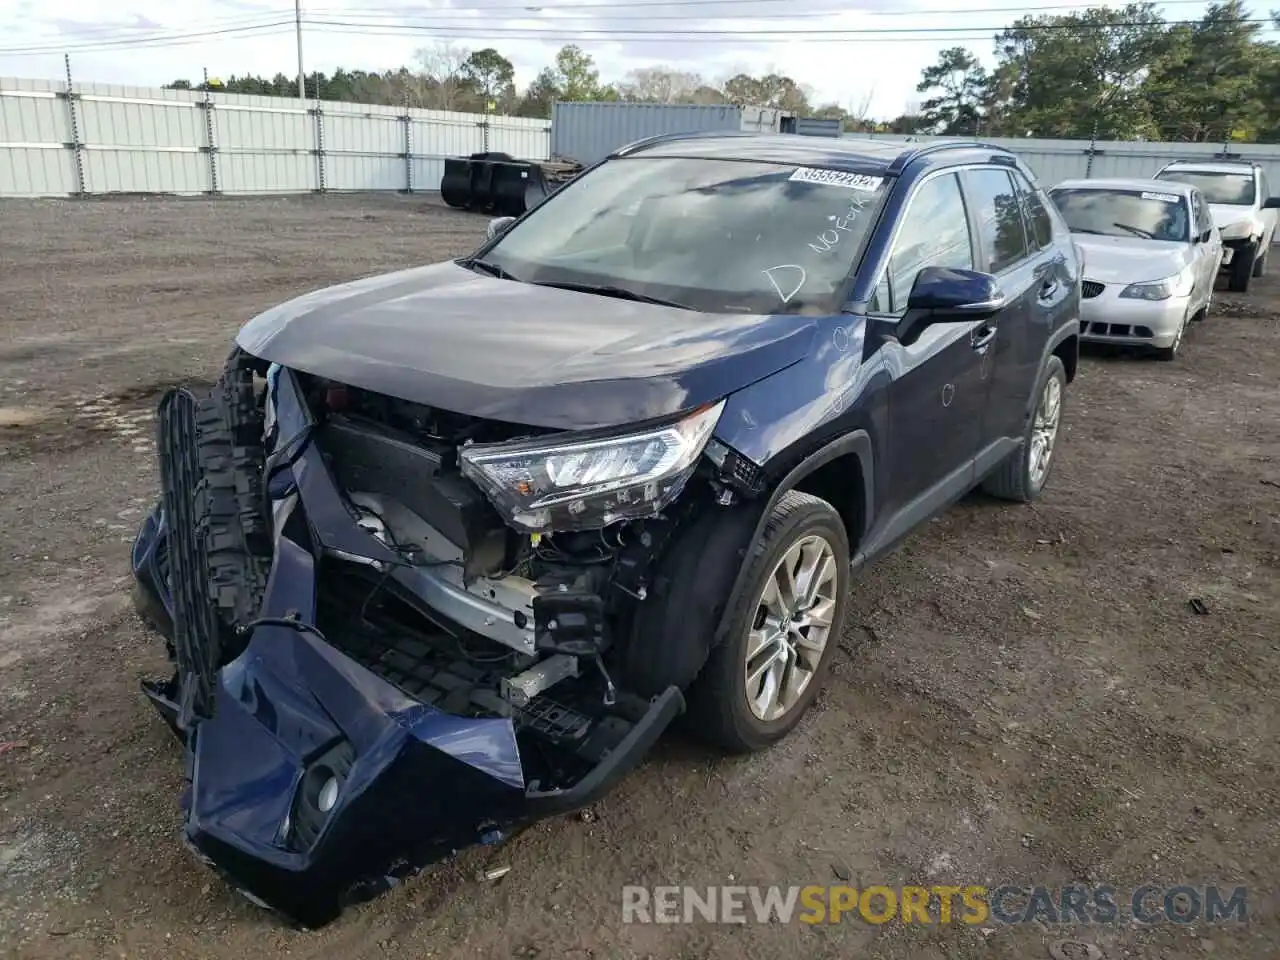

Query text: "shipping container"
[790, 117, 843, 138]
[549, 101, 788, 166]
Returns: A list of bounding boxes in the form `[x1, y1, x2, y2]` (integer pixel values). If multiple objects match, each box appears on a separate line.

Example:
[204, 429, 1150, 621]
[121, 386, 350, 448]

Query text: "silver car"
[1153, 159, 1280, 293]
[1047, 178, 1221, 361]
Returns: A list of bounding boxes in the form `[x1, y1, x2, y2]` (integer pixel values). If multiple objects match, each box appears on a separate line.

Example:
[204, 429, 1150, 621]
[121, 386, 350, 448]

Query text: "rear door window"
[1012, 171, 1054, 252]
[964, 168, 1032, 273]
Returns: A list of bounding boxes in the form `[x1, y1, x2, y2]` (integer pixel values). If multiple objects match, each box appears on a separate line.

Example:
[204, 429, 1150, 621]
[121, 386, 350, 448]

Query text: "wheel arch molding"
[711, 430, 873, 650]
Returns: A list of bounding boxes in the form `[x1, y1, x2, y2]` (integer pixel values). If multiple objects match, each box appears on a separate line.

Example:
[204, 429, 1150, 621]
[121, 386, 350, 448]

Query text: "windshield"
[1048, 188, 1189, 242]
[478, 156, 890, 314]
[1155, 170, 1255, 206]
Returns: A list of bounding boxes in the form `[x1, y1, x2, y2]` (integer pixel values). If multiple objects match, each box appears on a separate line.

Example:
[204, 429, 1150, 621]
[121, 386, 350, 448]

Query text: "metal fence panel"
[218, 151, 316, 194]
[0, 76, 552, 197]
[488, 117, 553, 159]
[76, 96, 202, 149]
[0, 87, 73, 195]
[413, 110, 485, 159]
[843, 131, 1280, 187]
[325, 153, 404, 191]
[81, 147, 206, 193]
[9, 70, 1280, 212]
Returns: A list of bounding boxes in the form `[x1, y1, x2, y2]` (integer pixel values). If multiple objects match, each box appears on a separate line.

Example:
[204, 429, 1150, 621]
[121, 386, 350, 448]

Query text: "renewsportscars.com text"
[621, 884, 1248, 926]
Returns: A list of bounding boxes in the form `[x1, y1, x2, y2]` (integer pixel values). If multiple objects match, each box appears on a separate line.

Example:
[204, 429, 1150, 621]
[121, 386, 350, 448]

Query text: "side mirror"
[1262, 196, 1280, 210]
[486, 216, 517, 240]
[906, 265, 1005, 316]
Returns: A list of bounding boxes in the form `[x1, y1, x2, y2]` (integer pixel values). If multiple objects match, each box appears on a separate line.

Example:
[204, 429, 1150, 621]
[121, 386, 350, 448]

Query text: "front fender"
[713, 316, 887, 470]
[709, 315, 888, 648]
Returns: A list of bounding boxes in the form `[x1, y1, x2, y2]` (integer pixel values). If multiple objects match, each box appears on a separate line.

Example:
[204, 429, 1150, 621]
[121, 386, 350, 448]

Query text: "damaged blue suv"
[131, 134, 1080, 926]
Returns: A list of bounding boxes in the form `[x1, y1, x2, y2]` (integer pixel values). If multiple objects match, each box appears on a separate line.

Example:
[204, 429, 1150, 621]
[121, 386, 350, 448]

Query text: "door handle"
[971, 323, 998, 350]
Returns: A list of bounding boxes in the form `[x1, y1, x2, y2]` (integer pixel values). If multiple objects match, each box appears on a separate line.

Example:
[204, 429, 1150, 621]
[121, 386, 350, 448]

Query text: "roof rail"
[611, 129, 754, 158]
[886, 139, 1001, 175]
[1164, 156, 1257, 167]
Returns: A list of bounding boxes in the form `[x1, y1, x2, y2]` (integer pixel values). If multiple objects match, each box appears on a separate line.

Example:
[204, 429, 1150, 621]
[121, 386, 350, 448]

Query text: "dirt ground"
[0, 195, 1276, 960]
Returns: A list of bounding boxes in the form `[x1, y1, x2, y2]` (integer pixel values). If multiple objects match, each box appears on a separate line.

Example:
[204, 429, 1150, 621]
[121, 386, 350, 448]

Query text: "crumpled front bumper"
[130, 367, 683, 927]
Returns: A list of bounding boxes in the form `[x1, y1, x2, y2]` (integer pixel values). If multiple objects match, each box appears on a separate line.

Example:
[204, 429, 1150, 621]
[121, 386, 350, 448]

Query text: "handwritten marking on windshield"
[762, 264, 807, 304]
[810, 193, 872, 254]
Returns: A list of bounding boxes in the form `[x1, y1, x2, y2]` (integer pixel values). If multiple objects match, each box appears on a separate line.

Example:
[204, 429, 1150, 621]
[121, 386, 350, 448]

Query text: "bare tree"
[617, 66, 706, 103]
[415, 41, 472, 111]
[846, 86, 875, 126]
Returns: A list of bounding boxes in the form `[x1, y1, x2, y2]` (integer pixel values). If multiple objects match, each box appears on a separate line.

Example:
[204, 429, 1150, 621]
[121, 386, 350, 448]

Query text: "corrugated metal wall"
[0, 76, 551, 196]
[9, 73, 1280, 204]
[550, 101, 749, 166]
[844, 131, 1280, 190]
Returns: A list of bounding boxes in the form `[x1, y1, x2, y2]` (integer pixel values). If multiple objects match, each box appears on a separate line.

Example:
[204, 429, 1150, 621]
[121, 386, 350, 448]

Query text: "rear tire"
[981, 355, 1067, 503]
[685, 491, 850, 754]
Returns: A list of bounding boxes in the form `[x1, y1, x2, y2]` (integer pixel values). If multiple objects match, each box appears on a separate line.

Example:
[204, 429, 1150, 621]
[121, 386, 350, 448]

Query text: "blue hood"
[236, 261, 818, 430]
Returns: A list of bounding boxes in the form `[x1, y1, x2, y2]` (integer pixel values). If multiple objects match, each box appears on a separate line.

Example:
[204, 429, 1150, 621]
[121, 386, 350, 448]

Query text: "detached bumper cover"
[131, 368, 683, 927]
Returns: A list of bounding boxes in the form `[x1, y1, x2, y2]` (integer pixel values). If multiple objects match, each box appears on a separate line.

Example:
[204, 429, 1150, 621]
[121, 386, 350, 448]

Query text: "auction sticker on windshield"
[789, 167, 884, 191]
[1141, 191, 1181, 203]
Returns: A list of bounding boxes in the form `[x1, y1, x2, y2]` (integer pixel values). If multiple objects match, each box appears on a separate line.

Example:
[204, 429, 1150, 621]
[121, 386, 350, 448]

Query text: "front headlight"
[1218, 219, 1257, 241]
[1119, 267, 1194, 301]
[459, 401, 725, 533]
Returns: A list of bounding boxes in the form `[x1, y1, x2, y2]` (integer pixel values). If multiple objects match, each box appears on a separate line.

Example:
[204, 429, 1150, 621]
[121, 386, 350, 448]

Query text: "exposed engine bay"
[131, 348, 767, 925]
[297, 368, 705, 721]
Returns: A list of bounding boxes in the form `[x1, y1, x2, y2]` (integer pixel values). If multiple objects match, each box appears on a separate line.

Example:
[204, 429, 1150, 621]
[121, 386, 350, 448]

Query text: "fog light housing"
[285, 739, 355, 850]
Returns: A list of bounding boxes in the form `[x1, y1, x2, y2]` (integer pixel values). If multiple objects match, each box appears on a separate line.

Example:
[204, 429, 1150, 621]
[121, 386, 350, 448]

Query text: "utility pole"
[295, 0, 306, 102]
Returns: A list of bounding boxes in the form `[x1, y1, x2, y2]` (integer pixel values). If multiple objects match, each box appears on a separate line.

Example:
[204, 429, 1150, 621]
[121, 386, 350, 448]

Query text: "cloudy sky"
[0, 0, 1226, 119]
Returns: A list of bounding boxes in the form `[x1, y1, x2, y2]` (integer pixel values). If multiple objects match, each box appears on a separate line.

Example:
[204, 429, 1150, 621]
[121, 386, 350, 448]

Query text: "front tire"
[1153, 307, 1190, 362]
[980, 355, 1067, 503]
[1230, 244, 1256, 292]
[686, 491, 850, 753]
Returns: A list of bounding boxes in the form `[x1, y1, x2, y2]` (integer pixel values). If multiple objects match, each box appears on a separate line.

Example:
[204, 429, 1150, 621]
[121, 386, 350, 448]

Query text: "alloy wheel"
[1028, 375, 1063, 490]
[744, 534, 839, 721]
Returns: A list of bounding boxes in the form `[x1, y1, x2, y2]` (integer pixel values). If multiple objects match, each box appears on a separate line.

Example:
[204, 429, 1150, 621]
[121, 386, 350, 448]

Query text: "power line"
[0, 21, 296, 56]
[4, 12, 291, 40]
[307, 14, 1277, 36]
[292, 0, 1239, 22]
[307, 0, 1216, 14]
[1, 7, 1272, 55]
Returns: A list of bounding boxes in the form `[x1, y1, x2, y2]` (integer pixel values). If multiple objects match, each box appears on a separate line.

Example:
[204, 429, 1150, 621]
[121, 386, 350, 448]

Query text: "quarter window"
[875, 172, 975, 314]
[965, 168, 1031, 273]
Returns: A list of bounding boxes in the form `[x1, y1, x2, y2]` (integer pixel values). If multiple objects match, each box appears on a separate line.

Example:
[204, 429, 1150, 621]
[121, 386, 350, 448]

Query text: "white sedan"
[1047, 178, 1221, 361]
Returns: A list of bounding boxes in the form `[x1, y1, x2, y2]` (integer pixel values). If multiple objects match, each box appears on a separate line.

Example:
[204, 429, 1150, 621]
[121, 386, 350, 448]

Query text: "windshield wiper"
[529, 280, 694, 310]
[1112, 222, 1156, 239]
[459, 257, 519, 281]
